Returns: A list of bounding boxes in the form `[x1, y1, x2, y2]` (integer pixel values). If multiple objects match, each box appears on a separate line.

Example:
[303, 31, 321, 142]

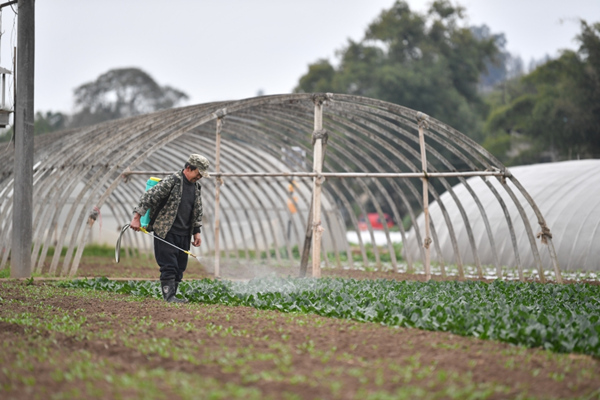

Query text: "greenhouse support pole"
[417, 112, 431, 281]
[311, 95, 328, 278]
[213, 110, 226, 278]
[546, 238, 562, 283]
[298, 142, 329, 278]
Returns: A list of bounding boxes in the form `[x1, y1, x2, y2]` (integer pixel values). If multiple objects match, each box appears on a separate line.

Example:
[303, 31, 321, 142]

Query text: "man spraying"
[130, 154, 209, 303]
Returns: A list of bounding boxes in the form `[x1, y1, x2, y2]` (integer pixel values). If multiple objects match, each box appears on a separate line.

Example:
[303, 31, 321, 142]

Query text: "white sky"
[1, 0, 598, 114]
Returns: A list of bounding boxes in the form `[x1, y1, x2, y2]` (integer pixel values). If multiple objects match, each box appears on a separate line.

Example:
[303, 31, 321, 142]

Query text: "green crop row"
[216, 243, 404, 263]
[58, 277, 600, 357]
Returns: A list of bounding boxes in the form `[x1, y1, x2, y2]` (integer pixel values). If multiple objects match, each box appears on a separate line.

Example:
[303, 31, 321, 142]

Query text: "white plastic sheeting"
[406, 160, 600, 272]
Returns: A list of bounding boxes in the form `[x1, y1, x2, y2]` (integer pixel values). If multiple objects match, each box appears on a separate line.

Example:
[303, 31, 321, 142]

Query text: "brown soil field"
[1, 258, 599, 399]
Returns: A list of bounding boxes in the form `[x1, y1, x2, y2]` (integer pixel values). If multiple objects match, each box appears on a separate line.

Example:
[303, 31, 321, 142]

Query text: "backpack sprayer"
[115, 177, 200, 263]
[140, 177, 161, 227]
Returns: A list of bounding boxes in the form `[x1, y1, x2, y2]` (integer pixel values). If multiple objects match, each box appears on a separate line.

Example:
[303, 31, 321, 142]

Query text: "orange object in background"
[287, 181, 298, 214]
[287, 196, 298, 214]
[358, 213, 395, 231]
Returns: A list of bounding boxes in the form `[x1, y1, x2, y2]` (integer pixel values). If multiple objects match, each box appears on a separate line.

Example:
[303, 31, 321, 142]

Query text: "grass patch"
[29, 244, 141, 258]
[216, 243, 405, 263]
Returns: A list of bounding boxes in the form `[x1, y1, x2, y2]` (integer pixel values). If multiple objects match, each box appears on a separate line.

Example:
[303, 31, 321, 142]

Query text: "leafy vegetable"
[58, 277, 600, 356]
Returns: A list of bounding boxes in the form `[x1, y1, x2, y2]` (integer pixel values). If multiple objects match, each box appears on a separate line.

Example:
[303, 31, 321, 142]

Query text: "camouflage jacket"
[133, 170, 203, 238]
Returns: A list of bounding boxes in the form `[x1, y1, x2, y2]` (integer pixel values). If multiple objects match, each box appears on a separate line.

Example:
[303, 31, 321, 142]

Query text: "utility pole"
[11, 0, 34, 278]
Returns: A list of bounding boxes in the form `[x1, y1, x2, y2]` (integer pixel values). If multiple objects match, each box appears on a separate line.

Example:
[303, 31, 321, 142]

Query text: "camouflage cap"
[187, 154, 210, 177]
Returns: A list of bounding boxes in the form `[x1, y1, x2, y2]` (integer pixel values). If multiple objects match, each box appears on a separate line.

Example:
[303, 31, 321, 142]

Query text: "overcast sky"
[1, 0, 598, 114]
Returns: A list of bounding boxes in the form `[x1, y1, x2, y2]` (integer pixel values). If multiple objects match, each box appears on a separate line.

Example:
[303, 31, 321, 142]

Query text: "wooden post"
[417, 112, 431, 281]
[298, 199, 314, 277]
[11, 0, 35, 278]
[299, 96, 330, 278]
[311, 95, 327, 278]
[213, 110, 226, 278]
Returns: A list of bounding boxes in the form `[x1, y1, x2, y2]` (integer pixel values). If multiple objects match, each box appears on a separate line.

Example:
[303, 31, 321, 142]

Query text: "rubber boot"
[160, 280, 186, 303]
[174, 281, 189, 303]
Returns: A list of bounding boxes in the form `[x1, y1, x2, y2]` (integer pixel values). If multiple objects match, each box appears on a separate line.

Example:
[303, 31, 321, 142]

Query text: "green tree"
[70, 67, 188, 128]
[0, 111, 68, 143]
[34, 111, 68, 135]
[0, 68, 190, 141]
[296, 59, 336, 93]
[485, 20, 600, 162]
[471, 25, 524, 91]
[295, 0, 499, 141]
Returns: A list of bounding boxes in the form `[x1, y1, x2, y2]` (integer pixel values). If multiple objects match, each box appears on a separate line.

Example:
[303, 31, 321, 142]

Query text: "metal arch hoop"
[115, 224, 130, 263]
[0, 93, 561, 281]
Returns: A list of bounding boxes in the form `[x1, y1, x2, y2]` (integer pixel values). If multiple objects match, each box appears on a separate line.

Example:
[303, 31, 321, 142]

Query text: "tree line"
[483, 20, 600, 163]
[2, 0, 599, 166]
[294, 0, 600, 165]
[0, 67, 188, 142]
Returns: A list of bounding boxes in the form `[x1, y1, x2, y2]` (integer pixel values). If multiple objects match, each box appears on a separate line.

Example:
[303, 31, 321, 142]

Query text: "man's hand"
[192, 233, 202, 247]
[130, 213, 142, 231]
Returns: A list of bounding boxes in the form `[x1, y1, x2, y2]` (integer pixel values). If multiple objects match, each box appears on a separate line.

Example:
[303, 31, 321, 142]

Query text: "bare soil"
[1, 259, 599, 399]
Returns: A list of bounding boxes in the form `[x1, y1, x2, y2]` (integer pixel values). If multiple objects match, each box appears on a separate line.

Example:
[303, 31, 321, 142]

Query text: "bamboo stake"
[311, 96, 327, 278]
[546, 238, 563, 283]
[298, 142, 329, 277]
[417, 112, 432, 281]
[298, 205, 313, 278]
[213, 111, 225, 278]
[123, 171, 508, 179]
[311, 151, 324, 277]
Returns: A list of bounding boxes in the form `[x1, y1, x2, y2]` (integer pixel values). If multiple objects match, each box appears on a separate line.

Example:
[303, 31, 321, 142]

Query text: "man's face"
[184, 166, 203, 183]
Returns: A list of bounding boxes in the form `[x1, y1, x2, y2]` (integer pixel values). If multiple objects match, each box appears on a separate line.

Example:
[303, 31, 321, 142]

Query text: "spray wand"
[115, 224, 201, 263]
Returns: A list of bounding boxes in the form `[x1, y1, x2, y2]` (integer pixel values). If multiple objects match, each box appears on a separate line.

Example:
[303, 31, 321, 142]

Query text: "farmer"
[129, 154, 210, 303]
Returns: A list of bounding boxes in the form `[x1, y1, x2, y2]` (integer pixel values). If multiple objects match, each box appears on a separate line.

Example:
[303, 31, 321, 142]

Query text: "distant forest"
[294, 1, 600, 165]
[2, 0, 599, 166]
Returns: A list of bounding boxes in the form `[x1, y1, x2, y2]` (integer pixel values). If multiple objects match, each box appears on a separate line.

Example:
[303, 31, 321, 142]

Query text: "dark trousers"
[154, 232, 190, 282]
